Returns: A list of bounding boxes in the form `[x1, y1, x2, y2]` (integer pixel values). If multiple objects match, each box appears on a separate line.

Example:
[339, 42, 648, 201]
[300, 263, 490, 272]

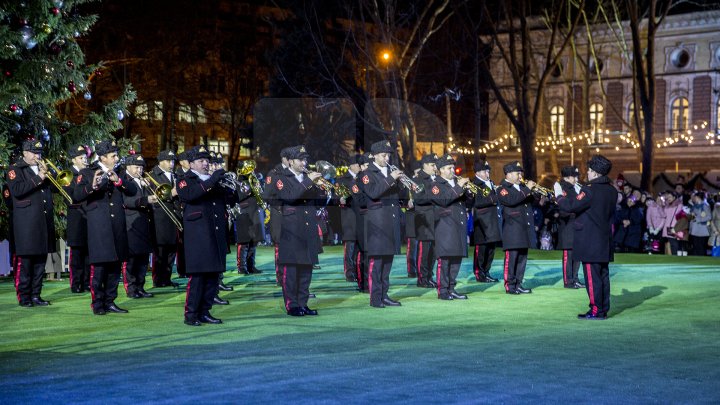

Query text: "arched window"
[550, 105, 565, 140]
[590, 103, 604, 143]
[670, 97, 689, 135]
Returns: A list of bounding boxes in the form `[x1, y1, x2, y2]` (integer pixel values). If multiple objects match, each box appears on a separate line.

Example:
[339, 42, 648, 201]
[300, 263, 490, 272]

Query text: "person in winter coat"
[688, 192, 711, 256]
[673, 208, 690, 256]
[613, 195, 644, 253]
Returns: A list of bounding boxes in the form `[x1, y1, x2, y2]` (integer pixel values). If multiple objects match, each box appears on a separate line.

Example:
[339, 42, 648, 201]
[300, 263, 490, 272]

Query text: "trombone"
[304, 160, 351, 198]
[142, 173, 183, 231]
[38, 159, 73, 203]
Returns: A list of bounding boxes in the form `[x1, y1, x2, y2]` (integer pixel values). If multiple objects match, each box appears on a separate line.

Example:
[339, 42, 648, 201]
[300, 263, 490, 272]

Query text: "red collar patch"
[266, 176, 272, 185]
[431, 185, 440, 195]
[499, 188, 508, 196]
[577, 191, 585, 200]
[3, 189, 9, 198]
[76, 174, 83, 184]
[8, 170, 16, 180]
[352, 184, 359, 193]
[276, 179, 284, 190]
[362, 175, 369, 184]
[178, 180, 187, 189]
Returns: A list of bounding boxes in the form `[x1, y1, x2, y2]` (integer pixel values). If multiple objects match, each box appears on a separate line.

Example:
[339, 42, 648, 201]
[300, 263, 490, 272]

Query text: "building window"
[134, 103, 149, 120]
[207, 139, 229, 156]
[178, 104, 193, 123]
[152, 101, 164, 121]
[196, 105, 207, 124]
[550, 105, 565, 140]
[590, 103, 604, 143]
[670, 97, 689, 135]
[671, 49, 690, 68]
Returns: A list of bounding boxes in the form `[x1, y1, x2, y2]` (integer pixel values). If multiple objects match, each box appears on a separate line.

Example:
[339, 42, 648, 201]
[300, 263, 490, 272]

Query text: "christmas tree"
[0, 0, 136, 239]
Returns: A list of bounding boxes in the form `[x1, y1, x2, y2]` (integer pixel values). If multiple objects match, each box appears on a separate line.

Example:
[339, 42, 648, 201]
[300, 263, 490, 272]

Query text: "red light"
[454, 167, 462, 175]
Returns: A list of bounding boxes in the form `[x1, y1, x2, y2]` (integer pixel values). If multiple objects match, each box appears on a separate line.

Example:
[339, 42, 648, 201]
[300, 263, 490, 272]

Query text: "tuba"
[237, 159, 271, 223]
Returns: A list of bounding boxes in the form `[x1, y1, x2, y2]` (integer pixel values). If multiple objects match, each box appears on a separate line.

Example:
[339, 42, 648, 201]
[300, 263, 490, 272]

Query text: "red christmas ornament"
[4, 70, 11, 77]
[68, 81, 76, 92]
[128, 149, 136, 155]
[93, 69, 103, 77]
[51, 7, 60, 15]
[66, 60, 74, 69]
[9, 104, 18, 112]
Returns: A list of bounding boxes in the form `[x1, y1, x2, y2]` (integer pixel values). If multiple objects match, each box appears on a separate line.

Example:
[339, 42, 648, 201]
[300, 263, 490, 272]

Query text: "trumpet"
[388, 164, 425, 193]
[520, 179, 554, 200]
[38, 159, 73, 203]
[140, 175, 183, 231]
[453, 175, 489, 197]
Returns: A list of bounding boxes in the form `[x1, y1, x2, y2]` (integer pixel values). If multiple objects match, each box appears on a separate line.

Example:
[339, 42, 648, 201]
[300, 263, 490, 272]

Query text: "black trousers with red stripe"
[184, 272, 221, 321]
[90, 261, 121, 311]
[281, 264, 313, 310]
[368, 255, 393, 306]
[356, 250, 368, 292]
[473, 242, 497, 280]
[152, 244, 177, 286]
[416, 240, 435, 283]
[123, 253, 150, 296]
[562, 249, 581, 286]
[406, 238, 418, 277]
[436, 256, 462, 297]
[68, 246, 91, 292]
[503, 248, 528, 292]
[15, 255, 47, 304]
[582, 262, 610, 317]
[344, 241, 360, 279]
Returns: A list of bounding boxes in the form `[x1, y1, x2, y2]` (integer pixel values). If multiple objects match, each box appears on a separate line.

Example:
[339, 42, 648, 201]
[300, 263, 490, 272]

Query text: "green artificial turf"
[1, 247, 719, 404]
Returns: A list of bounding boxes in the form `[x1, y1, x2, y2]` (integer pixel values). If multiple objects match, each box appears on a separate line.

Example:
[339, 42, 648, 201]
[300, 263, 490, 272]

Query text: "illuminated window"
[178, 104, 193, 123]
[550, 105, 565, 140]
[670, 97, 689, 135]
[196, 105, 207, 124]
[153, 101, 163, 121]
[590, 103, 603, 131]
[134, 103, 149, 120]
[207, 139, 229, 156]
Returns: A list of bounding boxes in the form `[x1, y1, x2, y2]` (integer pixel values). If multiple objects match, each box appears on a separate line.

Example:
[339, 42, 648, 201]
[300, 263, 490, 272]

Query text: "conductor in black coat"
[358, 141, 404, 308]
[176, 145, 228, 326]
[412, 154, 439, 288]
[149, 150, 180, 287]
[470, 160, 501, 283]
[122, 155, 157, 299]
[64, 145, 91, 293]
[497, 161, 536, 295]
[429, 154, 471, 300]
[557, 155, 617, 320]
[74, 140, 138, 315]
[553, 165, 584, 289]
[6, 140, 55, 307]
[275, 145, 325, 316]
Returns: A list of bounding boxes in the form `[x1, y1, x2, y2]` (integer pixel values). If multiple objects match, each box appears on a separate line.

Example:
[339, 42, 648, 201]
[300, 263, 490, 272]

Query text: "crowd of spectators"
[535, 174, 720, 257]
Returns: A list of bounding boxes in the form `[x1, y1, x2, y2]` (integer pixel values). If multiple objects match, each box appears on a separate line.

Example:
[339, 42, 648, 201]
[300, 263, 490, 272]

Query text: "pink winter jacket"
[645, 200, 665, 234]
[660, 199, 683, 238]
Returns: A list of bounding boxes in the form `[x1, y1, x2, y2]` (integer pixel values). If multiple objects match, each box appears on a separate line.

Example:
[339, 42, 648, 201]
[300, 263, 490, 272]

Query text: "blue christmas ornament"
[117, 110, 125, 120]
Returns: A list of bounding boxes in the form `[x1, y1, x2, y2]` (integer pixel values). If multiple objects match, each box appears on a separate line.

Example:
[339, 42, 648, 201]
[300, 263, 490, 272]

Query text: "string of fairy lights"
[446, 120, 720, 156]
